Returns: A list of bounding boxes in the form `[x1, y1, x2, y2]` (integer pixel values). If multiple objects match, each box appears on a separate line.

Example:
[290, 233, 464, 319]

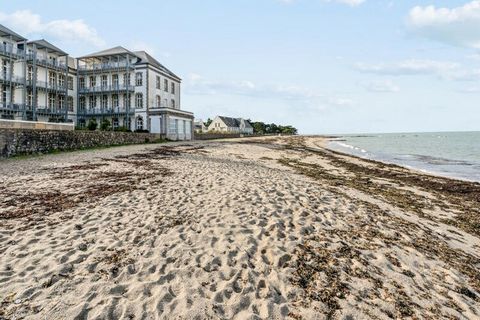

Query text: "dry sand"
[0, 136, 479, 319]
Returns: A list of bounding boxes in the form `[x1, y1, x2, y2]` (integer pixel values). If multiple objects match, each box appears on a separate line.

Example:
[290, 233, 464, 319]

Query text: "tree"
[204, 118, 213, 127]
[100, 119, 111, 131]
[252, 121, 266, 134]
[87, 119, 98, 131]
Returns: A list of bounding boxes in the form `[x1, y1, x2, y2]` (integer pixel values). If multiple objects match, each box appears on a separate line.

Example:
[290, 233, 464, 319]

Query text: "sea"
[327, 131, 480, 183]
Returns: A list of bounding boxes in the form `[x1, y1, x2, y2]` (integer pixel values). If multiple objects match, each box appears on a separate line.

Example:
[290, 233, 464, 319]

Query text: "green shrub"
[114, 126, 131, 132]
[100, 119, 111, 131]
[87, 119, 98, 131]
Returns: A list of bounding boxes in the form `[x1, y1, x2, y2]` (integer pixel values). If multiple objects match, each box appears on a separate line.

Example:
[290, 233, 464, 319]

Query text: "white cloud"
[278, 0, 365, 6]
[361, 80, 400, 93]
[354, 59, 459, 76]
[326, 0, 365, 6]
[0, 10, 105, 48]
[459, 86, 480, 93]
[185, 73, 354, 108]
[407, 1, 480, 48]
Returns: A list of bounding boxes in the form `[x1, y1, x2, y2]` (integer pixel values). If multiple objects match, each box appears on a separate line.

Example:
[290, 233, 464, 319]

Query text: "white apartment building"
[0, 24, 193, 140]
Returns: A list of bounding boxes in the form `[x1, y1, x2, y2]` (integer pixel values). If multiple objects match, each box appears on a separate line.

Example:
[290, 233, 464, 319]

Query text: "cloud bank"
[0, 10, 105, 48]
[407, 1, 480, 49]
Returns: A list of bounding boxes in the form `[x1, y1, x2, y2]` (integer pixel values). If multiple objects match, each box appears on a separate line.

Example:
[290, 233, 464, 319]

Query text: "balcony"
[0, 73, 25, 84]
[78, 84, 135, 94]
[25, 79, 68, 92]
[0, 103, 26, 111]
[0, 44, 25, 58]
[78, 107, 134, 116]
[26, 55, 68, 71]
[78, 62, 130, 73]
[36, 106, 68, 115]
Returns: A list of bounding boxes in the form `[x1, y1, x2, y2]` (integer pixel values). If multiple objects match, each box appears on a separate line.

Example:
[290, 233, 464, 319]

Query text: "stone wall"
[194, 133, 243, 140]
[0, 119, 74, 131]
[0, 129, 162, 158]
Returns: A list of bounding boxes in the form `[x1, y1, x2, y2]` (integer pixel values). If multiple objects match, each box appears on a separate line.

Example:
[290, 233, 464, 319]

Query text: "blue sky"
[1, 0, 479, 134]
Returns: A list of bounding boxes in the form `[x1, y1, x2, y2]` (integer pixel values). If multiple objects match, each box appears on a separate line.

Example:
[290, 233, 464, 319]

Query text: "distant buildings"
[0, 23, 194, 140]
[207, 116, 253, 135]
[194, 119, 207, 133]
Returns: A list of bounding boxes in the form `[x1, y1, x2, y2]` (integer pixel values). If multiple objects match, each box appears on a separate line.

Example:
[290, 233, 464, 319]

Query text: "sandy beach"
[1, 136, 479, 319]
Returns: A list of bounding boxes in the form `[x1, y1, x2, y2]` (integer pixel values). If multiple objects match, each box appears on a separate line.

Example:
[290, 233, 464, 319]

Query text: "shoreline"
[325, 135, 480, 184]
[1, 136, 479, 319]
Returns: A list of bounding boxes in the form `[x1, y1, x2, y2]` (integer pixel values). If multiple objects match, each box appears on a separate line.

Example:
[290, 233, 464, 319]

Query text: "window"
[136, 116, 143, 131]
[79, 97, 86, 111]
[59, 75, 65, 88]
[123, 73, 130, 86]
[27, 66, 33, 81]
[112, 94, 119, 108]
[89, 96, 96, 109]
[164, 79, 168, 92]
[135, 93, 143, 108]
[168, 118, 177, 134]
[27, 90, 33, 107]
[101, 95, 108, 109]
[112, 118, 119, 130]
[135, 72, 142, 86]
[171, 82, 175, 94]
[48, 93, 55, 109]
[59, 95, 65, 109]
[79, 77, 85, 89]
[123, 94, 130, 108]
[1, 85, 6, 105]
[49, 72, 56, 87]
[156, 76, 161, 89]
[68, 76, 73, 90]
[171, 99, 175, 109]
[89, 76, 96, 87]
[68, 96, 74, 112]
[112, 74, 119, 87]
[156, 95, 161, 108]
[101, 75, 108, 88]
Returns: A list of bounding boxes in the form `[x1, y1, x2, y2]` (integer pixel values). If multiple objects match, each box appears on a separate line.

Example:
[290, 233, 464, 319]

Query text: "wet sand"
[0, 136, 479, 319]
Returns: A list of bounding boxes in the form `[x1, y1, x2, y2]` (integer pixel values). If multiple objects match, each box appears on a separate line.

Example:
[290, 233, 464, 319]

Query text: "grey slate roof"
[0, 24, 27, 41]
[219, 116, 253, 129]
[134, 50, 181, 81]
[78, 46, 139, 59]
[28, 39, 68, 55]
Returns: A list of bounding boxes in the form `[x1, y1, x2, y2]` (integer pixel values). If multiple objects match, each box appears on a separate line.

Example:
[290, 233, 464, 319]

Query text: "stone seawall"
[0, 119, 74, 131]
[0, 129, 162, 158]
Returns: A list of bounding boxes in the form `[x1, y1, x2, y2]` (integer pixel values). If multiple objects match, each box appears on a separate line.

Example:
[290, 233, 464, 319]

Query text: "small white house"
[208, 116, 253, 135]
[194, 119, 207, 133]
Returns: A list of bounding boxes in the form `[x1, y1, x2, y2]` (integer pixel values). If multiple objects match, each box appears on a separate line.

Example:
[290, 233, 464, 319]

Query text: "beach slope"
[1, 136, 479, 319]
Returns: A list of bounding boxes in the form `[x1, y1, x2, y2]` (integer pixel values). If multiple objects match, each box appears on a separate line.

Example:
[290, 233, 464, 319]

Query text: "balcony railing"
[78, 84, 135, 94]
[0, 73, 25, 83]
[26, 54, 68, 70]
[0, 44, 25, 57]
[78, 62, 130, 72]
[25, 79, 68, 91]
[36, 106, 68, 114]
[0, 103, 26, 111]
[0, 103, 68, 114]
[78, 107, 134, 115]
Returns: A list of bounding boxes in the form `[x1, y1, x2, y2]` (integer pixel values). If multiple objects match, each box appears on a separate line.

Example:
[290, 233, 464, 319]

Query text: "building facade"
[0, 24, 193, 140]
[208, 116, 254, 134]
